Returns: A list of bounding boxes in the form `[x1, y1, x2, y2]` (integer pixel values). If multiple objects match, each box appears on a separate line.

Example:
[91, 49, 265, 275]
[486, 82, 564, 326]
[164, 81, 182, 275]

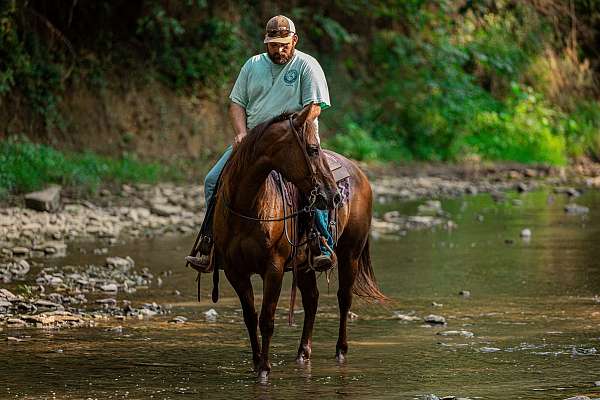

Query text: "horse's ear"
[292, 104, 312, 129]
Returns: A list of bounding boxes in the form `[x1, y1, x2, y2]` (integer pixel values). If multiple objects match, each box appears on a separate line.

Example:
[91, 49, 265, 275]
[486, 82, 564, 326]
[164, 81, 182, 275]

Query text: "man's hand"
[229, 102, 248, 148]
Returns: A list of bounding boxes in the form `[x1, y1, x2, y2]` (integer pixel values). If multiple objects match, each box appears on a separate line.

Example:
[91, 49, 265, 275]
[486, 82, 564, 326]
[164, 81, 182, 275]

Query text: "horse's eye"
[307, 144, 320, 157]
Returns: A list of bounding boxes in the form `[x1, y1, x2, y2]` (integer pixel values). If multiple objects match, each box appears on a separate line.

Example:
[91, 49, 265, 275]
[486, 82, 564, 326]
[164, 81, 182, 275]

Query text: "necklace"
[270, 63, 275, 85]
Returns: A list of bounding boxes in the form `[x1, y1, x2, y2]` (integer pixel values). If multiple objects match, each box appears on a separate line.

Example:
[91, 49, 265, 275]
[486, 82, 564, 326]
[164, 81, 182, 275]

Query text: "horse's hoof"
[296, 354, 309, 364]
[335, 352, 347, 363]
[258, 369, 270, 383]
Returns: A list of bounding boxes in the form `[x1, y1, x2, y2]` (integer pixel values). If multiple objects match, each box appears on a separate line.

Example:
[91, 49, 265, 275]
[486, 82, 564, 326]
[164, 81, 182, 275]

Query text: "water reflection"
[1, 189, 600, 399]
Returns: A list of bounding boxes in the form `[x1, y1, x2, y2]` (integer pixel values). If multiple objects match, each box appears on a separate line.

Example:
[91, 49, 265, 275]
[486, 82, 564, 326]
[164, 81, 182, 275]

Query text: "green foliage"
[1, 0, 600, 171]
[0, 137, 177, 197]
[562, 101, 600, 160]
[326, 121, 411, 162]
[0, 2, 66, 130]
[137, 2, 246, 90]
[459, 84, 567, 165]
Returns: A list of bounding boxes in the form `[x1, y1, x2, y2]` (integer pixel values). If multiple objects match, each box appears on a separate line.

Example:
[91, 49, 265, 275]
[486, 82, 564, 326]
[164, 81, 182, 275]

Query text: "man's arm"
[229, 102, 248, 146]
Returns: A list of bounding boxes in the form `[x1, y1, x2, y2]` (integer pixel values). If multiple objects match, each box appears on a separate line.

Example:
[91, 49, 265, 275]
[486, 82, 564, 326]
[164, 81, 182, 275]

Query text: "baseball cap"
[263, 15, 296, 44]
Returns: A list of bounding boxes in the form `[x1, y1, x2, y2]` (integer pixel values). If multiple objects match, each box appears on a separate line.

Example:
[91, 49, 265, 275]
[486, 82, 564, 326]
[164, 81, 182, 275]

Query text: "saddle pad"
[325, 152, 351, 182]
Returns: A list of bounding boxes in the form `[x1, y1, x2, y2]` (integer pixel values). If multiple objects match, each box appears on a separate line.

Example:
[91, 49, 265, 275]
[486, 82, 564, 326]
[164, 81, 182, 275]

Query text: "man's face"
[266, 35, 298, 65]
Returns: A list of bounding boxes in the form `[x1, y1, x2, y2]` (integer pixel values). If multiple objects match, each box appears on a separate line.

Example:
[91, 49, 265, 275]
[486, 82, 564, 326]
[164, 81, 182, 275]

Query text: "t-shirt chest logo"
[283, 69, 299, 85]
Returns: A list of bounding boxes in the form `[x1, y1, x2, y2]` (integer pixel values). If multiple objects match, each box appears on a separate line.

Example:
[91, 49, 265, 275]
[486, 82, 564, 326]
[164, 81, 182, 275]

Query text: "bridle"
[223, 115, 321, 223]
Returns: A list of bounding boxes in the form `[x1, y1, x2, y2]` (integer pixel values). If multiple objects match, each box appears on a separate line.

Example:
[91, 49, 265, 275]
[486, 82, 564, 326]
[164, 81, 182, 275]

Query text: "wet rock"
[21, 311, 87, 327]
[11, 246, 30, 257]
[24, 185, 61, 212]
[563, 397, 591, 400]
[418, 200, 443, 216]
[0, 289, 18, 302]
[479, 347, 501, 353]
[571, 347, 597, 356]
[393, 311, 421, 322]
[150, 204, 182, 217]
[34, 299, 64, 311]
[96, 298, 117, 307]
[0, 300, 12, 309]
[204, 308, 218, 322]
[106, 326, 123, 333]
[516, 182, 528, 193]
[105, 256, 134, 271]
[43, 241, 67, 256]
[100, 283, 118, 292]
[6, 318, 27, 327]
[520, 228, 532, 238]
[459, 290, 471, 298]
[437, 330, 474, 338]
[170, 316, 188, 324]
[565, 204, 589, 215]
[424, 314, 446, 325]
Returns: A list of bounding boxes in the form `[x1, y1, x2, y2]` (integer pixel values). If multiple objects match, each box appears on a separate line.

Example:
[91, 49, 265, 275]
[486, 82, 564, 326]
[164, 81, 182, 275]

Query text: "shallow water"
[2, 189, 600, 399]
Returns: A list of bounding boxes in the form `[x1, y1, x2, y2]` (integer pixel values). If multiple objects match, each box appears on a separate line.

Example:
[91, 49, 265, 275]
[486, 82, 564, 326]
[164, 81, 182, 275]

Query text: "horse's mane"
[224, 112, 292, 176]
[222, 111, 317, 180]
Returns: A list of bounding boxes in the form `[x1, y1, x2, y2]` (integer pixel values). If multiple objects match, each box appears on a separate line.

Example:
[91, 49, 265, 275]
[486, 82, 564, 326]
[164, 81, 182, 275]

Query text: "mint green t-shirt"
[229, 50, 331, 132]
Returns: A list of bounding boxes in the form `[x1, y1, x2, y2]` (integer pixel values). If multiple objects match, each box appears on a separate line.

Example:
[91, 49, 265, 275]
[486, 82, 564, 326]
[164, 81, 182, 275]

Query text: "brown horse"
[211, 105, 386, 380]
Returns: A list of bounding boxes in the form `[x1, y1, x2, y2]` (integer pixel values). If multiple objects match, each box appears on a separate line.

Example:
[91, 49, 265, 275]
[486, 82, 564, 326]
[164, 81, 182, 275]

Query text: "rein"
[223, 115, 319, 223]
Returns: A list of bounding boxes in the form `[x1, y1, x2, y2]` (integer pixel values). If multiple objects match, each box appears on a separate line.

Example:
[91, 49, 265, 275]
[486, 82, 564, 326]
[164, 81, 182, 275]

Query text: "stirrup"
[312, 254, 336, 272]
[186, 254, 213, 273]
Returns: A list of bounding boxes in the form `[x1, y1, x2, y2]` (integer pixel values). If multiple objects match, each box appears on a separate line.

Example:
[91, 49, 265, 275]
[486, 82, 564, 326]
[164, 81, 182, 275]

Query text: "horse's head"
[261, 106, 340, 210]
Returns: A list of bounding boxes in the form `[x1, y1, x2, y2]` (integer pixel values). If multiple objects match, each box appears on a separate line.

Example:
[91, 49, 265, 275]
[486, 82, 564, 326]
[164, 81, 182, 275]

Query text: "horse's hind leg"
[258, 267, 284, 380]
[336, 255, 358, 363]
[226, 270, 260, 369]
[296, 268, 318, 363]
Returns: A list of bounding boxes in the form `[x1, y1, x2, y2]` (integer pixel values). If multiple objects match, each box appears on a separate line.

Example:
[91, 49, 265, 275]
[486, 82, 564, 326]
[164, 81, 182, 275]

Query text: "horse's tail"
[353, 237, 388, 302]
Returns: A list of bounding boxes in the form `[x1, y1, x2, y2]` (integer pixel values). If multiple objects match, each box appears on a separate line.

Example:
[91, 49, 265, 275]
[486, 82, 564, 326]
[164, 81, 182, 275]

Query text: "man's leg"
[204, 145, 233, 205]
[312, 209, 335, 271]
[186, 146, 233, 271]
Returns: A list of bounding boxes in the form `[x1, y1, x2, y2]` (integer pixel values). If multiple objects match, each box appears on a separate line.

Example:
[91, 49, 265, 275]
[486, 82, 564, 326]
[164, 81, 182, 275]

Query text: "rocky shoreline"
[1, 163, 599, 330]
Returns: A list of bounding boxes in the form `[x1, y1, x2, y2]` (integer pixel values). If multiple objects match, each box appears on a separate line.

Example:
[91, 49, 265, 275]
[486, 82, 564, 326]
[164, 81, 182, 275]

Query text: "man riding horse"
[186, 15, 335, 272]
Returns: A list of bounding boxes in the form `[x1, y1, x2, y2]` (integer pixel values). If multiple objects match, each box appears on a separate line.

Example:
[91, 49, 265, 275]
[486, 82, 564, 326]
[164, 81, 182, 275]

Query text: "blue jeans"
[204, 145, 233, 205]
[204, 146, 333, 256]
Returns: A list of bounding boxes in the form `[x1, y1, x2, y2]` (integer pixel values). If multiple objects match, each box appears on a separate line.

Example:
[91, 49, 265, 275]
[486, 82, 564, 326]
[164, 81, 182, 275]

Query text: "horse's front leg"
[336, 256, 357, 363]
[258, 265, 284, 380]
[296, 268, 318, 363]
[225, 270, 261, 369]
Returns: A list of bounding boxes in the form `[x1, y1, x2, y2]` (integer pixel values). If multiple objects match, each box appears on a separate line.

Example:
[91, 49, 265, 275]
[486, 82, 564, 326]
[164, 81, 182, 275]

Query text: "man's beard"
[267, 47, 295, 65]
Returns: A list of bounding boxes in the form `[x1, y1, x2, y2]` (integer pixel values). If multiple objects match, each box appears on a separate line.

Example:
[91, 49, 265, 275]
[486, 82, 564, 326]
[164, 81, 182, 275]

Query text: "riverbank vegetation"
[1, 0, 600, 193]
[0, 137, 177, 196]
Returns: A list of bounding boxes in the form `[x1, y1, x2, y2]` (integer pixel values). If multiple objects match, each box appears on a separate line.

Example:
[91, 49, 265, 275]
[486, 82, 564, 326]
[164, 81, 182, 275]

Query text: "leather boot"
[312, 254, 336, 272]
[185, 236, 213, 273]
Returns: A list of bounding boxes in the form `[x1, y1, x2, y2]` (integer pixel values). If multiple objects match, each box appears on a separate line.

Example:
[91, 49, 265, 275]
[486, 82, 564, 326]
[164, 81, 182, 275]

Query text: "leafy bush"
[326, 121, 412, 162]
[137, 3, 246, 91]
[459, 84, 567, 165]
